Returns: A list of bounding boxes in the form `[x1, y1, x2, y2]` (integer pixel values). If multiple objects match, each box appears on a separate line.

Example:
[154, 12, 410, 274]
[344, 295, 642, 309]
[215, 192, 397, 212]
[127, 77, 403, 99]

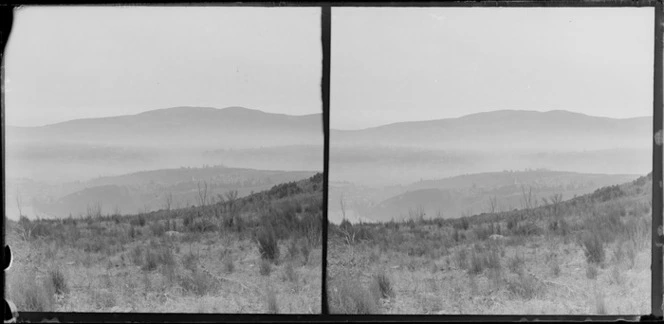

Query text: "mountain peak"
[137, 106, 259, 115]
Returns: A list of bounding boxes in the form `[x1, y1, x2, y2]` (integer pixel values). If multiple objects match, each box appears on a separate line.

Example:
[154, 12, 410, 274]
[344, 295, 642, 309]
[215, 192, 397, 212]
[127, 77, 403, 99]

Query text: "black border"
[1, 0, 662, 322]
[651, 0, 663, 320]
[321, 4, 331, 316]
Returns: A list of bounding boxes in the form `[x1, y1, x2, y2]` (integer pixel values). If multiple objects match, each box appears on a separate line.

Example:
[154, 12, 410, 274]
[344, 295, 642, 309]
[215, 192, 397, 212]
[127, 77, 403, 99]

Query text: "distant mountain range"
[5, 106, 324, 182]
[331, 110, 651, 151]
[7, 106, 323, 149]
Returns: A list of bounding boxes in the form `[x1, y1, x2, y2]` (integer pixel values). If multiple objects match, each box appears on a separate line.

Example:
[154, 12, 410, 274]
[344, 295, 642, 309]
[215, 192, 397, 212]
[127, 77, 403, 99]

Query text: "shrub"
[506, 273, 540, 299]
[265, 288, 279, 314]
[580, 232, 605, 265]
[223, 255, 235, 274]
[371, 270, 395, 299]
[257, 227, 280, 262]
[282, 262, 297, 283]
[625, 241, 637, 269]
[91, 290, 117, 309]
[508, 253, 525, 275]
[179, 269, 218, 297]
[486, 249, 501, 271]
[48, 267, 69, 295]
[455, 248, 468, 270]
[612, 242, 625, 265]
[551, 262, 561, 277]
[468, 249, 500, 275]
[595, 290, 607, 315]
[183, 251, 199, 272]
[150, 222, 166, 237]
[609, 266, 625, 285]
[300, 241, 311, 266]
[8, 270, 54, 311]
[287, 239, 299, 260]
[259, 259, 272, 276]
[142, 247, 175, 272]
[130, 246, 143, 266]
[329, 279, 379, 314]
[586, 263, 599, 279]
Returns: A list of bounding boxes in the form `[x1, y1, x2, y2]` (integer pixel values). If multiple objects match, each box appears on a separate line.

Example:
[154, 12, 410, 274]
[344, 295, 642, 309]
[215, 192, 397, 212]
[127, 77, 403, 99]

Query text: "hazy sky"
[5, 6, 321, 127]
[332, 7, 655, 130]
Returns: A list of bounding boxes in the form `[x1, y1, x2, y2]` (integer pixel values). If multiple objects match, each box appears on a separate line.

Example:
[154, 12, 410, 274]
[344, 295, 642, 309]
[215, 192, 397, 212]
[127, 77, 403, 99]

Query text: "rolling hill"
[332, 170, 641, 223]
[21, 166, 317, 219]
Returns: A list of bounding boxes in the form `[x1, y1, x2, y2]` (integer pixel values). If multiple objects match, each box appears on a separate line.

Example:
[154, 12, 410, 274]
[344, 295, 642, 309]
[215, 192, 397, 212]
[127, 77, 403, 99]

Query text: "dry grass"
[5, 221, 322, 313]
[327, 184, 651, 315]
[329, 278, 379, 314]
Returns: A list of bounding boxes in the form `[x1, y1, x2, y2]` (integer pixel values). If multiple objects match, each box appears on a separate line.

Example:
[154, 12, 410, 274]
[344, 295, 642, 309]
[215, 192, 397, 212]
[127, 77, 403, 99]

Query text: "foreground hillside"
[328, 174, 651, 314]
[6, 173, 323, 314]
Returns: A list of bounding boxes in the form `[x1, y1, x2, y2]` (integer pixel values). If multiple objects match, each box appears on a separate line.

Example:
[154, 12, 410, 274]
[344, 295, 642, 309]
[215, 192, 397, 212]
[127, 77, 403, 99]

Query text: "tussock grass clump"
[371, 270, 395, 300]
[468, 249, 501, 275]
[551, 262, 561, 277]
[586, 263, 599, 279]
[506, 273, 540, 299]
[257, 227, 280, 262]
[47, 267, 69, 295]
[594, 290, 607, 315]
[508, 253, 525, 274]
[580, 232, 605, 265]
[287, 239, 299, 260]
[259, 259, 272, 276]
[282, 262, 298, 283]
[455, 248, 468, 270]
[8, 270, 55, 311]
[609, 266, 625, 285]
[300, 241, 311, 266]
[612, 242, 625, 265]
[130, 246, 143, 266]
[329, 279, 379, 314]
[142, 247, 175, 271]
[624, 241, 637, 269]
[265, 287, 279, 314]
[183, 251, 199, 272]
[91, 290, 117, 309]
[223, 255, 235, 274]
[179, 269, 218, 297]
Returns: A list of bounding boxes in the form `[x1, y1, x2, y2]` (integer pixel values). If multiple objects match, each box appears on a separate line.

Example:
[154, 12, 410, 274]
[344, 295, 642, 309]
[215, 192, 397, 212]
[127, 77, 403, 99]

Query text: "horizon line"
[331, 109, 653, 131]
[6, 105, 323, 128]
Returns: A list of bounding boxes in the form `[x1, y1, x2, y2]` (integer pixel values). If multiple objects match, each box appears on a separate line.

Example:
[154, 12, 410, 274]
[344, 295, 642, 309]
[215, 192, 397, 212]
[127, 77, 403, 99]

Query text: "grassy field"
[5, 174, 323, 314]
[327, 174, 651, 314]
